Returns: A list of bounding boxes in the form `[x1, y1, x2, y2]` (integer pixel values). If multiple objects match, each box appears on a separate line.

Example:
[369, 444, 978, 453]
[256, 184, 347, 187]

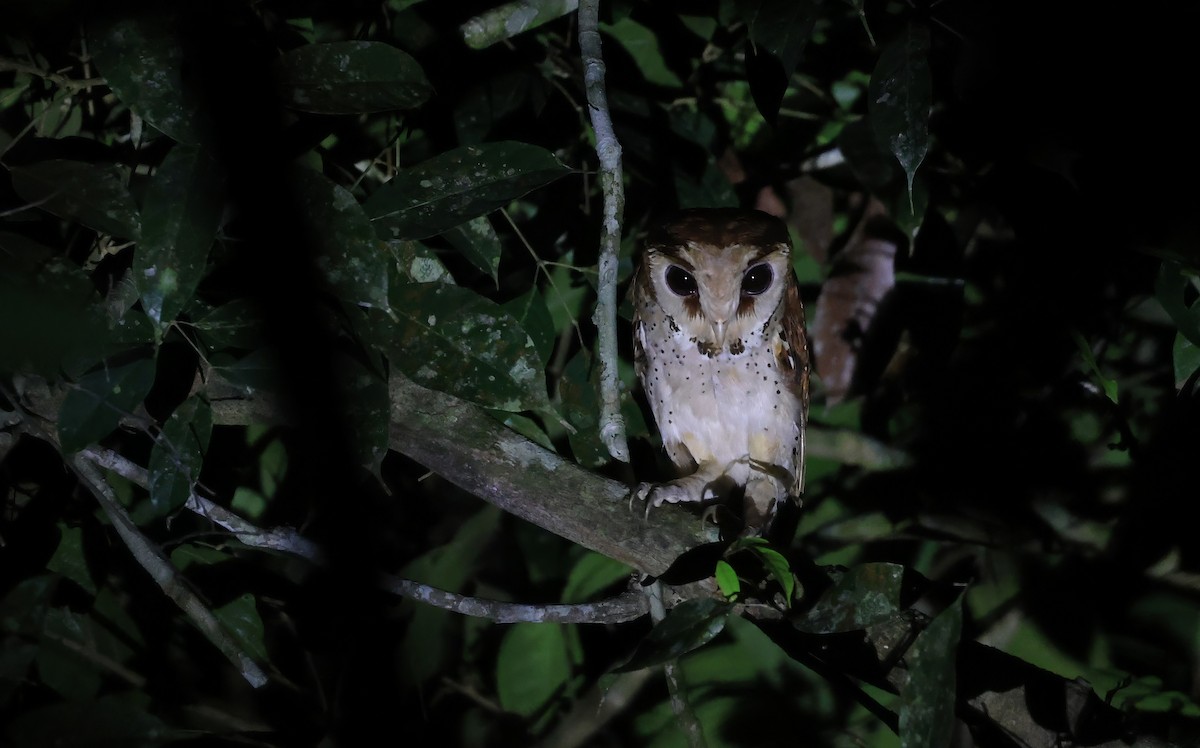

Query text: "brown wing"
[775, 270, 810, 496]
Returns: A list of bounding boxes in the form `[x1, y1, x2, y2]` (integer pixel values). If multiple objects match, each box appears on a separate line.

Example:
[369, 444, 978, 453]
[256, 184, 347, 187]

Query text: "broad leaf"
[561, 552, 632, 604]
[135, 145, 224, 329]
[442, 215, 502, 285]
[275, 41, 432, 114]
[869, 23, 931, 201]
[193, 299, 264, 350]
[374, 283, 550, 414]
[496, 623, 574, 718]
[715, 560, 741, 601]
[9, 160, 141, 239]
[388, 239, 455, 284]
[615, 598, 732, 672]
[737, 0, 819, 75]
[900, 597, 962, 748]
[5, 691, 179, 747]
[90, 11, 204, 144]
[214, 594, 268, 663]
[46, 525, 96, 595]
[601, 18, 681, 87]
[57, 354, 157, 453]
[293, 167, 389, 311]
[147, 396, 212, 518]
[365, 141, 570, 239]
[796, 562, 904, 634]
[558, 349, 609, 467]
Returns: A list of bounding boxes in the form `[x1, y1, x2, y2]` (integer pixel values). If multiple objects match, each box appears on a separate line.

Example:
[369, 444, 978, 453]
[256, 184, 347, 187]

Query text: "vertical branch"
[578, 0, 630, 463]
[647, 581, 708, 748]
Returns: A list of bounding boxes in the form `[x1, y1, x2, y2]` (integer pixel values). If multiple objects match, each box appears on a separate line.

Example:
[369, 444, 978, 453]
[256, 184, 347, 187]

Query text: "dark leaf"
[365, 141, 570, 239]
[796, 562, 904, 634]
[615, 597, 732, 672]
[868, 23, 931, 199]
[900, 597, 962, 748]
[214, 594, 268, 664]
[9, 160, 141, 239]
[146, 396, 212, 518]
[276, 41, 432, 114]
[737, 0, 819, 75]
[442, 215, 502, 286]
[193, 299, 264, 351]
[5, 691, 180, 747]
[90, 11, 205, 144]
[57, 353, 157, 453]
[135, 144, 224, 329]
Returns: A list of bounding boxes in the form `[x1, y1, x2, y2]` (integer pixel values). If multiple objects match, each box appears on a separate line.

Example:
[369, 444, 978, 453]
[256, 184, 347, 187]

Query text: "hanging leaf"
[900, 598, 962, 748]
[90, 10, 205, 145]
[365, 141, 570, 239]
[600, 17, 682, 87]
[146, 396, 212, 518]
[869, 23, 931, 203]
[213, 594, 269, 664]
[135, 145, 224, 329]
[373, 282, 550, 414]
[57, 353, 157, 453]
[442, 215, 502, 286]
[615, 597, 733, 672]
[736, 0, 819, 75]
[9, 160, 141, 239]
[275, 41, 432, 114]
[292, 167, 389, 311]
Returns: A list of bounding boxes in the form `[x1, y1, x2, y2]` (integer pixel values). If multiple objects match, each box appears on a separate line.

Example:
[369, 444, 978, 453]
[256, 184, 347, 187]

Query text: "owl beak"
[712, 319, 728, 347]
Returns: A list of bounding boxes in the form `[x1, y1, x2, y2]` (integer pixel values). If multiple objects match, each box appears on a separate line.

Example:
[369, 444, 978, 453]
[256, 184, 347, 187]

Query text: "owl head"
[638, 208, 795, 355]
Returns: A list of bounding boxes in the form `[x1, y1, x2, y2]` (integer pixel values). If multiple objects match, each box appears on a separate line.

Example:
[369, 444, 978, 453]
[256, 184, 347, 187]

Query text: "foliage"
[3, 0, 1200, 747]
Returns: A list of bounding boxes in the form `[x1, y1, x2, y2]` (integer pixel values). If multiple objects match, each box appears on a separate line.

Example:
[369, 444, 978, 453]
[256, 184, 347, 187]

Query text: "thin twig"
[648, 581, 708, 748]
[70, 455, 269, 689]
[380, 574, 647, 623]
[0, 57, 105, 91]
[578, 0, 629, 463]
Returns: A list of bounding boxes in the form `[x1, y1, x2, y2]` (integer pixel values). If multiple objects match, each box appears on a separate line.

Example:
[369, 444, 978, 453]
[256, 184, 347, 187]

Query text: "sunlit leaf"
[292, 167, 389, 311]
[869, 23, 931, 203]
[147, 396, 212, 518]
[135, 144, 223, 329]
[9, 160, 141, 239]
[276, 40, 432, 114]
[900, 597, 961, 748]
[373, 283, 550, 414]
[615, 598, 733, 672]
[496, 623, 574, 718]
[90, 10, 205, 144]
[365, 141, 570, 239]
[57, 353, 157, 453]
[214, 594, 268, 663]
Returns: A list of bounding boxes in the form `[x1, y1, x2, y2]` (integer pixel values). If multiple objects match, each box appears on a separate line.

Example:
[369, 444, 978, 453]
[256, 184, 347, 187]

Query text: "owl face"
[639, 208, 794, 356]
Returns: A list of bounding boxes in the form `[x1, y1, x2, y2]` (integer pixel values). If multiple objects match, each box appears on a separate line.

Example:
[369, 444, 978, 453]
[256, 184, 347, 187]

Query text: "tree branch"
[459, 0, 580, 49]
[578, 0, 630, 464]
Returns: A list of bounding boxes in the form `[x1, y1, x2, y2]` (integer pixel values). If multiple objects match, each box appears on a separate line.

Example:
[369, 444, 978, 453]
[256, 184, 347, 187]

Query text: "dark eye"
[742, 263, 773, 295]
[665, 265, 698, 296]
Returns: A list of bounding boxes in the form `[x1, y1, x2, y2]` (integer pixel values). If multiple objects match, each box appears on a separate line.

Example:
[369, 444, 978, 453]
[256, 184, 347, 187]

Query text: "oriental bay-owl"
[632, 208, 810, 534]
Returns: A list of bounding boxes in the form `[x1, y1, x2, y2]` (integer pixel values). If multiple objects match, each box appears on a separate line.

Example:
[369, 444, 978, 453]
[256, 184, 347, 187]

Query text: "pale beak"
[712, 319, 728, 348]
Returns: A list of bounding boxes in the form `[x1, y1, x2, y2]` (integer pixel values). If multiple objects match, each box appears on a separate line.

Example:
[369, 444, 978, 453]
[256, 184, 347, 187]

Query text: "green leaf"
[147, 396, 212, 518]
[170, 543, 232, 572]
[797, 562, 904, 634]
[9, 160, 141, 239]
[748, 545, 795, 605]
[737, 0, 820, 75]
[134, 145, 223, 329]
[46, 525, 96, 595]
[715, 560, 741, 601]
[442, 215, 502, 285]
[214, 594, 268, 664]
[334, 352, 390, 476]
[561, 552, 631, 604]
[1071, 331, 1119, 404]
[496, 623, 574, 718]
[558, 350, 609, 468]
[1156, 261, 1200, 347]
[365, 141, 570, 239]
[868, 23, 931, 203]
[616, 598, 732, 672]
[373, 283, 550, 413]
[209, 349, 280, 395]
[90, 11, 205, 145]
[293, 167, 389, 311]
[0, 575, 57, 636]
[57, 354, 157, 453]
[501, 288, 556, 370]
[601, 18, 682, 87]
[1173, 332, 1200, 391]
[900, 597, 962, 748]
[275, 41, 432, 114]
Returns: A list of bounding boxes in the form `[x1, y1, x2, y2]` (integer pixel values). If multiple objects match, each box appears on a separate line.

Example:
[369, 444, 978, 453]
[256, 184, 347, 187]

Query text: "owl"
[631, 208, 810, 535]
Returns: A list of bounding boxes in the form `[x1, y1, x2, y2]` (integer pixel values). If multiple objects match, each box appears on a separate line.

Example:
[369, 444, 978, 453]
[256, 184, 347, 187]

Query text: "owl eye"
[665, 265, 698, 296]
[742, 263, 773, 295]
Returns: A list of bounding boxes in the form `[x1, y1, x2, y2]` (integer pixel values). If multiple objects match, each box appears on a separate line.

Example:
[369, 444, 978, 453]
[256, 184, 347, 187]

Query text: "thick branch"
[459, 0, 579, 49]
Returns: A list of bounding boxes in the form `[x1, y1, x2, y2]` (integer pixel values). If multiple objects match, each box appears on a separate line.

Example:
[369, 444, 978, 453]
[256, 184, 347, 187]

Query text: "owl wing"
[775, 273, 810, 496]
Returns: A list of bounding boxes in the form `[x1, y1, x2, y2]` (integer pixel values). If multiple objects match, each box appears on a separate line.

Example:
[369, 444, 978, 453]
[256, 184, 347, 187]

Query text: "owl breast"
[635, 299, 803, 490]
